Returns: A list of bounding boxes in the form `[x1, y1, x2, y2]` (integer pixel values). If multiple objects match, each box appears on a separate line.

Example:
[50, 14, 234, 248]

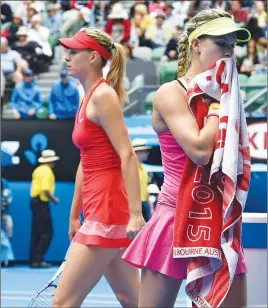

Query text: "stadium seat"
[238, 73, 248, 85]
[247, 74, 267, 86]
[152, 47, 166, 61]
[159, 61, 178, 84]
[245, 74, 267, 111]
[144, 91, 156, 113]
[132, 47, 153, 61]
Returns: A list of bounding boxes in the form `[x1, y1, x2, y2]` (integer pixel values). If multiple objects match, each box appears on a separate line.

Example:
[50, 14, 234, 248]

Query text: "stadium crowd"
[1, 0, 267, 119]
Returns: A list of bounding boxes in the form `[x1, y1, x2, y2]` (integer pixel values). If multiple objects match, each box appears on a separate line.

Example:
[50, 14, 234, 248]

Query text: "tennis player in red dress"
[53, 27, 145, 307]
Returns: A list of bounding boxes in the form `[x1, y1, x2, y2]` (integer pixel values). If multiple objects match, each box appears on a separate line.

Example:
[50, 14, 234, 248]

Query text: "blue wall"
[7, 172, 267, 262]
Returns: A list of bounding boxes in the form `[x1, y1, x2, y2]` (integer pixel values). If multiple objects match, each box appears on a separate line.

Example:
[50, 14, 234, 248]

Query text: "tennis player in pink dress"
[123, 9, 250, 308]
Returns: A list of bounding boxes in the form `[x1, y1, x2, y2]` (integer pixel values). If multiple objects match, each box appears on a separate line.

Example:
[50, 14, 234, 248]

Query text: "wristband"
[208, 103, 220, 116]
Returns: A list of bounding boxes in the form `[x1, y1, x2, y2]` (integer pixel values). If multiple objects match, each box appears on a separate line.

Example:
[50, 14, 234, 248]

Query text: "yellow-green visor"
[188, 17, 251, 46]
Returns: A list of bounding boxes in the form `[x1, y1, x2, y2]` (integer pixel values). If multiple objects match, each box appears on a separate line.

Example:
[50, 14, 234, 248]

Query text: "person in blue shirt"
[49, 69, 79, 120]
[1, 177, 15, 266]
[10, 69, 42, 119]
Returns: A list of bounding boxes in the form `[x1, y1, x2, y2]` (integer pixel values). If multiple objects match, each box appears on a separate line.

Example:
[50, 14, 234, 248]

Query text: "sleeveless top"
[72, 79, 129, 224]
[157, 79, 188, 208]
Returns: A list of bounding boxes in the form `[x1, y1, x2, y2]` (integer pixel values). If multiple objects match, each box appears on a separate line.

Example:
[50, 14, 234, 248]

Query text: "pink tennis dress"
[122, 130, 247, 279]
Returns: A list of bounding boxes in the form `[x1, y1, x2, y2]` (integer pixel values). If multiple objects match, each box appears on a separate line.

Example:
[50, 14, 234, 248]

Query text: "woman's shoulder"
[91, 82, 119, 108]
[155, 80, 185, 99]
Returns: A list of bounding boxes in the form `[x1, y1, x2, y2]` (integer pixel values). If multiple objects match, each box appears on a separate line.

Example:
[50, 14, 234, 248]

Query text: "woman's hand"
[126, 212, 146, 239]
[68, 218, 81, 241]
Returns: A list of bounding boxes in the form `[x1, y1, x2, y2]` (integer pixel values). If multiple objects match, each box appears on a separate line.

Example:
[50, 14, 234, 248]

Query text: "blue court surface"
[1, 266, 189, 307]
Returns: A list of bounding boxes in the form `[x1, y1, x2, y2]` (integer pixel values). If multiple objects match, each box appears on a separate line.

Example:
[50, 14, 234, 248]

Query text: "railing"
[125, 84, 267, 116]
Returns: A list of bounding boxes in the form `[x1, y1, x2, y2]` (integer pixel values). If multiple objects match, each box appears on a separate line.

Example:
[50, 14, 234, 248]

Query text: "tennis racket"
[27, 261, 66, 307]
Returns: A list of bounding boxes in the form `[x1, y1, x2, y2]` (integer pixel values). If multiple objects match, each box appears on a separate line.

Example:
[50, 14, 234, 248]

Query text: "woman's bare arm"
[154, 83, 219, 165]
[69, 162, 83, 219]
[93, 87, 145, 237]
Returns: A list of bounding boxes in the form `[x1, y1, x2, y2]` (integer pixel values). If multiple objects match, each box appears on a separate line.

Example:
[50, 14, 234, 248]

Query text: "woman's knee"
[115, 292, 138, 307]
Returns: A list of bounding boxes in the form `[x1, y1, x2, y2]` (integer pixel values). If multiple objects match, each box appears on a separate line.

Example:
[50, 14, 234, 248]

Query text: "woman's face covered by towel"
[194, 33, 237, 72]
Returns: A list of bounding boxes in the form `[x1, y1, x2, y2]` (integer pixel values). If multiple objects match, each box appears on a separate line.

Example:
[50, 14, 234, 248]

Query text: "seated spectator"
[1, 176, 15, 267]
[246, 17, 265, 43]
[10, 69, 42, 119]
[71, 0, 95, 26]
[105, 3, 130, 44]
[172, 1, 191, 27]
[28, 14, 52, 59]
[145, 12, 174, 49]
[26, 2, 40, 26]
[49, 70, 79, 120]
[11, 26, 45, 74]
[1, 36, 28, 102]
[131, 3, 153, 36]
[129, 0, 149, 19]
[1, 14, 23, 46]
[229, 0, 249, 24]
[42, 3, 62, 51]
[256, 37, 267, 74]
[238, 40, 260, 77]
[211, 0, 231, 11]
[253, 0, 267, 30]
[161, 25, 183, 62]
[60, 6, 91, 38]
[1, 1, 13, 24]
[148, 0, 166, 16]
[164, 4, 182, 32]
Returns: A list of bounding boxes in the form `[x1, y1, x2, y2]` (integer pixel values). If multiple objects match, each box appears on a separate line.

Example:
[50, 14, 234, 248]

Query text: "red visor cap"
[58, 31, 112, 60]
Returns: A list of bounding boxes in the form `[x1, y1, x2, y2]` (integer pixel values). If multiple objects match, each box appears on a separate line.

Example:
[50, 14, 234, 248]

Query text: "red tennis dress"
[72, 79, 131, 248]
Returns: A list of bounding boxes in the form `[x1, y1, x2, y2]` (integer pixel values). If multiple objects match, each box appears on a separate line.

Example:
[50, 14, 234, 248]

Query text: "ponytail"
[106, 43, 128, 105]
[177, 32, 189, 78]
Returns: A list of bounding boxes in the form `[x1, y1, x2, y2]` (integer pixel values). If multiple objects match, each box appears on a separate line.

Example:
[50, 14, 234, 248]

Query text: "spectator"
[71, 0, 95, 26]
[172, 1, 191, 27]
[49, 70, 80, 120]
[164, 4, 182, 31]
[256, 37, 267, 74]
[161, 25, 183, 62]
[42, 3, 62, 51]
[1, 177, 15, 267]
[147, 183, 160, 211]
[26, 2, 39, 25]
[212, 0, 231, 11]
[1, 37, 28, 88]
[28, 14, 52, 59]
[132, 139, 152, 222]
[132, 3, 153, 34]
[253, 0, 267, 29]
[11, 26, 44, 74]
[105, 3, 130, 43]
[129, 0, 149, 19]
[1, 70, 6, 103]
[239, 40, 260, 76]
[30, 149, 60, 268]
[148, 0, 166, 16]
[60, 6, 91, 38]
[246, 17, 265, 42]
[229, 0, 249, 24]
[10, 69, 42, 119]
[1, 1, 13, 24]
[145, 12, 174, 49]
[1, 14, 23, 46]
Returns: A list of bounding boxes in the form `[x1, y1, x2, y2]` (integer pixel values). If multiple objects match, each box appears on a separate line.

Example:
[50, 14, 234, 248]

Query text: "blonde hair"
[177, 9, 233, 78]
[81, 27, 128, 105]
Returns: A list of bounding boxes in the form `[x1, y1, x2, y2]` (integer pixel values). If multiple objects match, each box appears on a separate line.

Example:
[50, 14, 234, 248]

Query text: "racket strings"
[29, 285, 57, 307]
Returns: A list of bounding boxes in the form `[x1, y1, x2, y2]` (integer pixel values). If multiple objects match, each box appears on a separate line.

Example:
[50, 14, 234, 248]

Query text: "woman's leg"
[139, 267, 183, 308]
[53, 242, 118, 307]
[104, 249, 140, 307]
[221, 273, 247, 307]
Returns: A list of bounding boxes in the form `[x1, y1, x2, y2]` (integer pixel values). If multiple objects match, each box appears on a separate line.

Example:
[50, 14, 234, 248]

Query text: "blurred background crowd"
[1, 0, 267, 120]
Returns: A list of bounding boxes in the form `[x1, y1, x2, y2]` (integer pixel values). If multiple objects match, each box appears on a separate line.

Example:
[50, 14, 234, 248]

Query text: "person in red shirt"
[105, 3, 131, 44]
[53, 27, 145, 307]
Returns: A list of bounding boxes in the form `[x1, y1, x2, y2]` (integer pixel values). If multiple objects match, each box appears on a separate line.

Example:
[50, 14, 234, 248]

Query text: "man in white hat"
[29, 149, 60, 268]
[132, 139, 152, 222]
